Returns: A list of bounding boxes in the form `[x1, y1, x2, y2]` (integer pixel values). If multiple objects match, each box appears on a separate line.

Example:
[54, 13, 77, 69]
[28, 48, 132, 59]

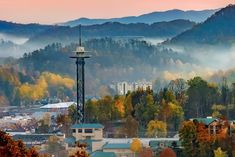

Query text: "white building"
[114, 81, 152, 95]
[40, 102, 76, 113]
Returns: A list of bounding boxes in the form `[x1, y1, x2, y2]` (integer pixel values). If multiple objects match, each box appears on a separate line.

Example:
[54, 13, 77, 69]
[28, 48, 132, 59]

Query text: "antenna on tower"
[79, 24, 82, 46]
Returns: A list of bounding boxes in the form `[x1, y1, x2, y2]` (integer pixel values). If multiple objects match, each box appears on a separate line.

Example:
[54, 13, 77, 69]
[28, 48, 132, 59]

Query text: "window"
[78, 129, 82, 133]
[85, 129, 93, 133]
[72, 129, 76, 133]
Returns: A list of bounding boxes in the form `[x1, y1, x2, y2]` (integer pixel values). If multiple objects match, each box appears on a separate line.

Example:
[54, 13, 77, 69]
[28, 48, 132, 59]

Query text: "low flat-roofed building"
[102, 143, 132, 157]
[91, 151, 116, 157]
[71, 123, 104, 141]
[13, 134, 50, 146]
[40, 102, 76, 113]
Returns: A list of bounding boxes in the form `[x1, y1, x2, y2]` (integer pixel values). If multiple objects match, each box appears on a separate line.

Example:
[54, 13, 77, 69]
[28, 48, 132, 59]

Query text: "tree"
[69, 142, 89, 157]
[196, 123, 214, 157]
[131, 90, 158, 127]
[27, 147, 40, 157]
[56, 114, 72, 136]
[214, 118, 232, 155]
[157, 101, 183, 131]
[168, 102, 184, 131]
[130, 138, 142, 157]
[122, 115, 138, 137]
[114, 95, 125, 117]
[46, 136, 64, 154]
[96, 96, 121, 123]
[168, 78, 187, 97]
[159, 148, 176, 157]
[212, 104, 226, 118]
[18, 76, 48, 104]
[214, 147, 228, 157]
[186, 77, 219, 118]
[85, 99, 98, 123]
[0, 130, 39, 157]
[124, 94, 133, 116]
[68, 104, 77, 124]
[146, 120, 167, 137]
[138, 147, 153, 157]
[179, 121, 197, 157]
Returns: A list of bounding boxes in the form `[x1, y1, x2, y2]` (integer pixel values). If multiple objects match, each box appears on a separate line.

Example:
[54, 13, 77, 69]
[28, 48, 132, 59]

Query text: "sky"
[0, 0, 234, 24]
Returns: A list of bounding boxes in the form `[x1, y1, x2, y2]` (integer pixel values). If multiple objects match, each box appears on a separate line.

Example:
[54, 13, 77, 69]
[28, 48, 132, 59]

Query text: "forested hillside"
[26, 20, 195, 48]
[0, 20, 55, 38]
[168, 5, 235, 46]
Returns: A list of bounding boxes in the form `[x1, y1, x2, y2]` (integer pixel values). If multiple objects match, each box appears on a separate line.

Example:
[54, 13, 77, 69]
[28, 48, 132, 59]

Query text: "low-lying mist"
[160, 43, 235, 85]
[0, 33, 28, 45]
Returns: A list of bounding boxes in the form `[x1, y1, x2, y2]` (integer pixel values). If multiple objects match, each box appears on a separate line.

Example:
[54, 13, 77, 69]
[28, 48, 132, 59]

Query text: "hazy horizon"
[0, 0, 234, 24]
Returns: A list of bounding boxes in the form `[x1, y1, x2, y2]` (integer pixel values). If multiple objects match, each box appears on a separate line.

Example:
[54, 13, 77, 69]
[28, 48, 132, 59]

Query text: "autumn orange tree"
[214, 118, 232, 156]
[196, 123, 214, 157]
[159, 148, 176, 157]
[138, 147, 153, 157]
[69, 142, 89, 157]
[0, 130, 39, 157]
[180, 119, 233, 157]
[130, 138, 142, 157]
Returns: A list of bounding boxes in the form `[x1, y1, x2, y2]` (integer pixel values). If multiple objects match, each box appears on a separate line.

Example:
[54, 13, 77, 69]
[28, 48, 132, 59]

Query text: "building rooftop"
[192, 118, 217, 125]
[91, 151, 116, 157]
[103, 143, 131, 149]
[40, 102, 75, 109]
[149, 140, 181, 148]
[64, 137, 76, 145]
[71, 123, 104, 129]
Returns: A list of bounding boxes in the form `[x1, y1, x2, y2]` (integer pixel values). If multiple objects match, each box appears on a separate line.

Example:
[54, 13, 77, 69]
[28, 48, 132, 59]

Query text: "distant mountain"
[0, 39, 28, 57]
[167, 5, 235, 46]
[27, 20, 195, 48]
[62, 9, 217, 26]
[0, 20, 56, 38]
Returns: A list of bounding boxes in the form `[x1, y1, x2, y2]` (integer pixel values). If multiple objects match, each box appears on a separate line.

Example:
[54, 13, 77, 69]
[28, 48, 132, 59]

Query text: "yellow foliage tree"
[146, 120, 167, 137]
[18, 72, 74, 103]
[18, 76, 48, 101]
[0, 66, 20, 86]
[124, 94, 133, 116]
[214, 147, 228, 157]
[41, 72, 75, 90]
[115, 96, 125, 116]
[130, 138, 142, 157]
[18, 83, 32, 100]
[211, 104, 226, 118]
[146, 94, 154, 105]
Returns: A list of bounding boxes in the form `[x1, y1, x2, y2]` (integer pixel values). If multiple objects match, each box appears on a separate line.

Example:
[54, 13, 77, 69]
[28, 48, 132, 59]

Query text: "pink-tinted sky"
[0, 0, 234, 24]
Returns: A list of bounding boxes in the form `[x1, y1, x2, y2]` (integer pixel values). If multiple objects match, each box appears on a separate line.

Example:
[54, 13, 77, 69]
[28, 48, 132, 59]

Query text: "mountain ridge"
[26, 20, 195, 48]
[0, 20, 56, 38]
[167, 4, 235, 47]
[61, 9, 218, 26]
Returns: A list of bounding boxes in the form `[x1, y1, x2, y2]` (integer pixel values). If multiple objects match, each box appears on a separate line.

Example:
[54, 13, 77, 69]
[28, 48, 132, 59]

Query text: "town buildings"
[66, 123, 180, 157]
[111, 81, 153, 95]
